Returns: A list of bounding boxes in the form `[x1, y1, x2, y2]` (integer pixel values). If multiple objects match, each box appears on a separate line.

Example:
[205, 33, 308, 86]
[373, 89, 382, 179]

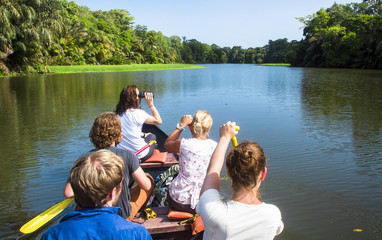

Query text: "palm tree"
[0, 0, 20, 74]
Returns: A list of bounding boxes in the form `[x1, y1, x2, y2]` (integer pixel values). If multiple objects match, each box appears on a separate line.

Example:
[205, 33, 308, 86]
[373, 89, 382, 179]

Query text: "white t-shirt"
[196, 189, 284, 240]
[117, 109, 149, 158]
[168, 138, 217, 209]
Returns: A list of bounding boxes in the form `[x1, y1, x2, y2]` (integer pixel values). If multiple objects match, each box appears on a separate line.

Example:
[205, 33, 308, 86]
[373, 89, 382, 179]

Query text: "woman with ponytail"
[196, 121, 283, 240]
[164, 110, 217, 214]
[115, 85, 162, 162]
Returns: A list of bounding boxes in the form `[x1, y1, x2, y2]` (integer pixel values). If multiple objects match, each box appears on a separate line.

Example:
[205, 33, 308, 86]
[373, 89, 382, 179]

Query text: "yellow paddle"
[20, 198, 74, 234]
[231, 126, 240, 147]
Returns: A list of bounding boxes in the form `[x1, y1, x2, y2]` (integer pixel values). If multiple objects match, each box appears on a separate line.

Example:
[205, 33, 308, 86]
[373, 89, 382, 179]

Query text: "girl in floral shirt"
[164, 110, 217, 213]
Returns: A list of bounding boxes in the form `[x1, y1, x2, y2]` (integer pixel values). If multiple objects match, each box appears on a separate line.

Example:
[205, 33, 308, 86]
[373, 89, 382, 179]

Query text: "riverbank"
[48, 64, 204, 74]
[260, 63, 291, 66]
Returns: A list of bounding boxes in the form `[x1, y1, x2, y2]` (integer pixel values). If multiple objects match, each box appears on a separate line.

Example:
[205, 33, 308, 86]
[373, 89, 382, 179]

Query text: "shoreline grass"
[48, 63, 204, 74]
[260, 63, 291, 66]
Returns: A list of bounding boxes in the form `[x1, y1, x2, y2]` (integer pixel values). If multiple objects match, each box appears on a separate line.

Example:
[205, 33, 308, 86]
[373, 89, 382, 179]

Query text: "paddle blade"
[20, 198, 74, 234]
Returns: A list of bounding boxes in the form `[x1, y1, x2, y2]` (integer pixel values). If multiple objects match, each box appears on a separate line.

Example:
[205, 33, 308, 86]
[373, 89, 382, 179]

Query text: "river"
[0, 64, 381, 239]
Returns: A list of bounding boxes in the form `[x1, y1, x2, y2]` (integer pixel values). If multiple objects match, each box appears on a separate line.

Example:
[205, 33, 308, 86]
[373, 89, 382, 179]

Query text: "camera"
[138, 91, 154, 98]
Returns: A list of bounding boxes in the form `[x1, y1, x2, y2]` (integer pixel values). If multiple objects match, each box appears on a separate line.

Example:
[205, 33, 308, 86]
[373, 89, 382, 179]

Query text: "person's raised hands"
[180, 115, 192, 127]
[144, 92, 154, 106]
[219, 121, 238, 140]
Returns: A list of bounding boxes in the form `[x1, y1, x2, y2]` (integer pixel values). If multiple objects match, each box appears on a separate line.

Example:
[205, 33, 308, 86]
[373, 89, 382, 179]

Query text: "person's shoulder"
[130, 108, 147, 115]
[181, 138, 190, 144]
[200, 188, 221, 200]
[207, 138, 218, 146]
[108, 146, 139, 165]
[108, 146, 137, 159]
[41, 226, 59, 240]
[258, 202, 284, 234]
[180, 138, 198, 150]
[130, 108, 149, 122]
[108, 146, 134, 157]
[197, 189, 228, 220]
[122, 109, 146, 117]
[113, 217, 152, 239]
[41, 219, 73, 240]
[139, 109, 150, 117]
[179, 137, 192, 148]
[260, 202, 282, 216]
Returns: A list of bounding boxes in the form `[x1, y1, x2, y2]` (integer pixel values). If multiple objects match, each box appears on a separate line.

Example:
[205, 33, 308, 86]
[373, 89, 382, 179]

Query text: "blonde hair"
[69, 150, 124, 208]
[191, 110, 213, 137]
[226, 141, 266, 192]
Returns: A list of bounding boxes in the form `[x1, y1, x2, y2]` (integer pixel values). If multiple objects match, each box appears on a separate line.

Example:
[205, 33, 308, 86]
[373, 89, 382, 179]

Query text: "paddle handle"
[231, 126, 240, 147]
[135, 140, 156, 155]
[189, 117, 193, 126]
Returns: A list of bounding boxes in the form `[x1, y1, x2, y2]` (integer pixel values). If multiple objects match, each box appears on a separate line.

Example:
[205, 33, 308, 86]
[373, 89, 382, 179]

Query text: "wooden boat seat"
[133, 207, 192, 240]
[140, 152, 179, 181]
[141, 152, 179, 169]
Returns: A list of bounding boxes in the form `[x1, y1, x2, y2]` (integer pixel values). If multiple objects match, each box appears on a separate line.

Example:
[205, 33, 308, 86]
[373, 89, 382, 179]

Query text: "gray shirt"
[91, 146, 140, 219]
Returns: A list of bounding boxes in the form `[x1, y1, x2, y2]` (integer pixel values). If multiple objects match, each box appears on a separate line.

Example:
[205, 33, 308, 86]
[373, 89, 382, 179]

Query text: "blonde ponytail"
[191, 110, 213, 137]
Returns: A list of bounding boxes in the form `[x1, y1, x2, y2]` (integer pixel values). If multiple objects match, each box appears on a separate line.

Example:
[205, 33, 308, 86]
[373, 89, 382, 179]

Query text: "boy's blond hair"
[70, 149, 124, 208]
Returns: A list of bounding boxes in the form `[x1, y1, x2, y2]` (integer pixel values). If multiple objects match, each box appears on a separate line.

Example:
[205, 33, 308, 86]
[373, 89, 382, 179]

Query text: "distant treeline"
[1, 0, 381, 75]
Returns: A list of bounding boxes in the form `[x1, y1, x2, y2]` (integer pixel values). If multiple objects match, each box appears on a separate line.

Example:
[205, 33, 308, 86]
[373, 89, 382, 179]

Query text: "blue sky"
[71, 0, 361, 48]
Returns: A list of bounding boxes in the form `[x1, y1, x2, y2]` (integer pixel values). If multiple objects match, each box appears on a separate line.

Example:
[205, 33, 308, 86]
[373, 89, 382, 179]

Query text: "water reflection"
[300, 68, 382, 177]
[299, 68, 382, 238]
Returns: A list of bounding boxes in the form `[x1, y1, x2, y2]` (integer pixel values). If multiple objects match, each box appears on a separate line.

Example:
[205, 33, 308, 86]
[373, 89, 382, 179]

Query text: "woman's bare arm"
[144, 92, 162, 125]
[200, 122, 238, 196]
[131, 167, 153, 191]
[164, 115, 192, 153]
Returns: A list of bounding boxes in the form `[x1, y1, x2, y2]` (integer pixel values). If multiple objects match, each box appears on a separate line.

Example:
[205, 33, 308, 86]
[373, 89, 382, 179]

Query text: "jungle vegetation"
[0, 0, 381, 76]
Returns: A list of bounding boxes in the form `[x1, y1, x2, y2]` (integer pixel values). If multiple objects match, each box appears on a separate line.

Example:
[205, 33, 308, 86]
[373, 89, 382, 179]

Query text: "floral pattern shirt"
[168, 138, 217, 209]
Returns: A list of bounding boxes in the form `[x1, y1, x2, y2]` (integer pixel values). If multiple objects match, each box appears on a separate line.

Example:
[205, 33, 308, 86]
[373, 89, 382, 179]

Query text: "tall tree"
[0, 0, 20, 74]
[297, 2, 382, 68]
[263, 38, 289, 63]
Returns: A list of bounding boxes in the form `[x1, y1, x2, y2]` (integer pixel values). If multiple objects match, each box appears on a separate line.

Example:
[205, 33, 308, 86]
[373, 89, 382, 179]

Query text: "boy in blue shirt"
[42, 150, 152, 240]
